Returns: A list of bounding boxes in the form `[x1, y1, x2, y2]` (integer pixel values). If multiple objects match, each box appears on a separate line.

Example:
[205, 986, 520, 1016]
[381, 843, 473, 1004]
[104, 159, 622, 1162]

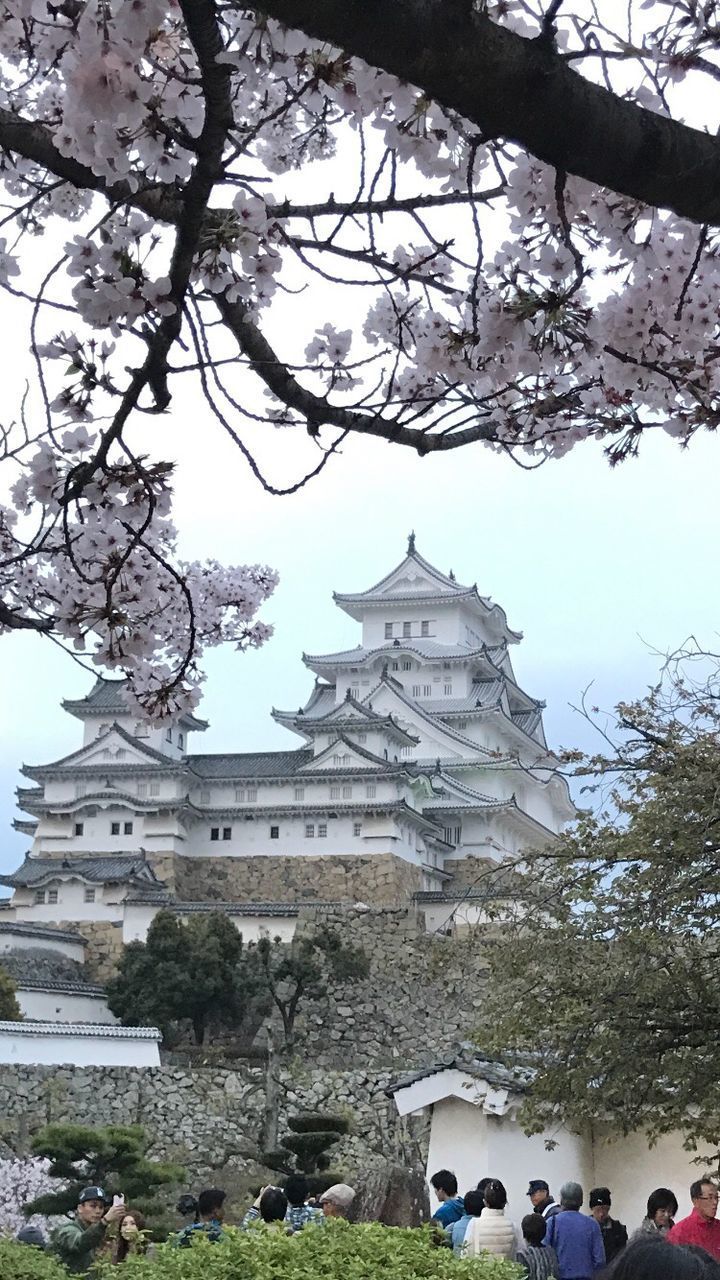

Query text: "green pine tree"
[25, 1123, 182, 1217]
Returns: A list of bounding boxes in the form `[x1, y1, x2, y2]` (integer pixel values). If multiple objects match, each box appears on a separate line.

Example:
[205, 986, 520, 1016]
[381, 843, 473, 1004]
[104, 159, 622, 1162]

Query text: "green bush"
[0, 1239, 70, 1280]
[92, 1222, 522, 1280]
[286, 1114, 350, 1135]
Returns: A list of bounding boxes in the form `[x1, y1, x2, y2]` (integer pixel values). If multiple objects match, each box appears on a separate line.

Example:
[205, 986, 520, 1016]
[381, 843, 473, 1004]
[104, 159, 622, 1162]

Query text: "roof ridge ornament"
[407, 530, 416, 555]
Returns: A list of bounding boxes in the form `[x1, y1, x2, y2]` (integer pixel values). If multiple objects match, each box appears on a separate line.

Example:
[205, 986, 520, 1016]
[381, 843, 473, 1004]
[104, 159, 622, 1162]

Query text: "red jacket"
[667, 1209, 720, 1259]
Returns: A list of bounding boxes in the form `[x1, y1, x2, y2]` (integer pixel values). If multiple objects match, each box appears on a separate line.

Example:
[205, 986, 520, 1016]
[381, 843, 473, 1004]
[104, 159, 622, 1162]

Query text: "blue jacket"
[545, 1210, 605, 1279]
[432, 1196, 465, 1227]
[447, 1214, 472, 1254]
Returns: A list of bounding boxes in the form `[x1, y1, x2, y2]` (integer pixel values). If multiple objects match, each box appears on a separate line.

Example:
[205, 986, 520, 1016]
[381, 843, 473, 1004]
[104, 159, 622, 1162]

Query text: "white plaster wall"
[0, 1028, 160, 1066]
[592, 1128, 718, 1232]
[0, 929, 85, 963]
[183, 814, 422, 862]
[17, 988, 117, 1024]
[425, 1097, 592, 1226]
[14, 880, 123, 924]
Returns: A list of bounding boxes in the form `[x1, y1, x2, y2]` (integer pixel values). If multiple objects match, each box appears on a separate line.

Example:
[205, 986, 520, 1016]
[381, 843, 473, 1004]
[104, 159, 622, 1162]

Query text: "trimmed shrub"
[0, 1239, 70, 1280]
[94, 1222, 522, 1280]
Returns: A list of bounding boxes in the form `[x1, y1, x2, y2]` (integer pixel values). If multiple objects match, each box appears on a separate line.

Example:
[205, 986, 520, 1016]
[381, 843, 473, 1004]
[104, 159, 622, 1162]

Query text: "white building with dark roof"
[2, 539, 574, 936]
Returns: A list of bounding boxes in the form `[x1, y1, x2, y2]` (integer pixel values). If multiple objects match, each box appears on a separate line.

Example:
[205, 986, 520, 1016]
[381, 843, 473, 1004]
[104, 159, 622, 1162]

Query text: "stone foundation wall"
[0, 1062, 428, 1203]
[56, 919, 124, 983]
[173, 853, 424, 907]
[291, 906, 488, 1069]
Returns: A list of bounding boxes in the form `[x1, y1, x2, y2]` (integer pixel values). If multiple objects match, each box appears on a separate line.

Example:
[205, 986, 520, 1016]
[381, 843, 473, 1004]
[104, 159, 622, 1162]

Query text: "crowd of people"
[428, 1169, 720, 1278]
[13, 1178, 358, 1273]
[12, 1170, 720, 1279]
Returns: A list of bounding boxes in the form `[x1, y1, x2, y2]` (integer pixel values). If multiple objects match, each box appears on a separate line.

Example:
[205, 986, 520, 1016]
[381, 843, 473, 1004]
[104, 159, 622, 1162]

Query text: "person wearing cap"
[16, 1224, 46, 1249]
[318, 1183, 356, 1219]
[51, 1187, 126, 1274]
[588, 1187, 627, 1264]
[528, 1181, 561, 1221]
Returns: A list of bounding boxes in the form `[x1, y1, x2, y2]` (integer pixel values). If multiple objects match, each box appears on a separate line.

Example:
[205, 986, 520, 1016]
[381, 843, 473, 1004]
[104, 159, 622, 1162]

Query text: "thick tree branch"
[244, 0, 720, 225]
[215, 293, 497, 453]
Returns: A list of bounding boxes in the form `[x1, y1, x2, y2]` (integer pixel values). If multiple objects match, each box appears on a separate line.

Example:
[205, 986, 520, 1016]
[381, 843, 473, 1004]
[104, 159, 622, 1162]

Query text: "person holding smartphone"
[51, 1186, 126, 1274]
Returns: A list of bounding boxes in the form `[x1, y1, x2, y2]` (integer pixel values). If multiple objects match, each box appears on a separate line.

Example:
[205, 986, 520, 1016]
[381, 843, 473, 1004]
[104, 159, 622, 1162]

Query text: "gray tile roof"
[0, 921, 87, 943]
[16, 979, 107, 997]
[63, 679, 207, 730]
[125, 896, 343, 915]
[385, 1042, 532, 1097]
[187, 748, 313, 778]
[305, 640, 490, 666]
[0, 1021, 161, 1039]
[0, 856, 161, 888]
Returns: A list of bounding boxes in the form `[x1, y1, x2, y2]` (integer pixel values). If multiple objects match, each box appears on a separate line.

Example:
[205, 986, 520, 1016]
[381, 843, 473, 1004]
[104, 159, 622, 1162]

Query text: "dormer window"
[48, 888, 58, 905]
[384, 623, 393, 639]
[84, 888, 96, 903]
[34, 889, 46, 905]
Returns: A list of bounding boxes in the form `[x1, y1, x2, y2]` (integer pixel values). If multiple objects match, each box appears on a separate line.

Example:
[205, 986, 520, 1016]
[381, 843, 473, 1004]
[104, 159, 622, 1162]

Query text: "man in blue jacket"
[429, 1170, 465, 1227]
[545, 1182, 605, 1280]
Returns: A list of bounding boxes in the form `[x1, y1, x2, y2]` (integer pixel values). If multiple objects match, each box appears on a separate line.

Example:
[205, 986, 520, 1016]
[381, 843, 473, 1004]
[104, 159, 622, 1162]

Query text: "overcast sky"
[1, 405, 717, 874]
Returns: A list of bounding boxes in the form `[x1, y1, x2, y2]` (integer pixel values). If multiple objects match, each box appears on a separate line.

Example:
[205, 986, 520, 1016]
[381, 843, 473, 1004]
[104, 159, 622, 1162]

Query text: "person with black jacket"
[588, 1187, 628, 1265]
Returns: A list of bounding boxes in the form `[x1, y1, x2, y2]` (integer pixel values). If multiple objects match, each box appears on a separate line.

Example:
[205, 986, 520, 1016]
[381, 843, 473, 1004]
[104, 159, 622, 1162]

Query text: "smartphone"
[112, 1195, 125, 1207]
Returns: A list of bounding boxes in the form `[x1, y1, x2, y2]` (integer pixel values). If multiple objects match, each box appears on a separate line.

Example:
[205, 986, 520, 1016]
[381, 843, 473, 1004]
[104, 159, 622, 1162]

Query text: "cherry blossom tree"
[0, 0, 717, 712]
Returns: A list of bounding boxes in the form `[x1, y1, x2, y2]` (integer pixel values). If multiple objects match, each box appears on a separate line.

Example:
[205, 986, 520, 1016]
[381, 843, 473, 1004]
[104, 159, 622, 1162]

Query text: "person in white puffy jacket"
[463, 1179, 520, 1260]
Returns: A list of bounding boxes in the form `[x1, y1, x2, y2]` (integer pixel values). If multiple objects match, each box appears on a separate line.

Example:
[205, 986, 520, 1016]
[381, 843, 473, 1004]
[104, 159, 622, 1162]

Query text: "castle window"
[166, 729, 172, 743]
[48, 888, 58, 905]
[443, 662, 451, 670]
[200, 789, 210, 804]
[402, 661, 412, 670]
[294, 787, 304, 801]
[366, 784, 376, 798]
[457, 720, 467, 730]
[412, 685, 421, 697]
[137, 783, 148, 799]
[342, 785, 352, 799]
[150, 782, 160, 797]
[270, 825, 279, 839]
[384, 623, 393, 639]
[353, 822, 362, 837]
[444, 683, 452, 696]
[84, 888, 96, 903]
[210, 827, 219, 841]
[123, 821, 133, 835]
[247, 788, 257, 802]
[421, 621, 430, 637]
[357, 733, 366, 743]
[34, 889, 46, 905]
[330, 786, 340, 800]
[305, 823, 315, 838]
[318, 823, 327, 838]
[222, 827, 232, 841]
[400, 746, 412, 757]
[178, 733, 184, 750]
[402, 621, 412, 637]
[423, 685, 432, 697]
[392, 662, 399, 671]
[74, 822, 84, 836]
[111, 822, 120, 835]
[75, 783, 86, 799]
[115, 749, 126, 760]
[350, 684, 359, 697]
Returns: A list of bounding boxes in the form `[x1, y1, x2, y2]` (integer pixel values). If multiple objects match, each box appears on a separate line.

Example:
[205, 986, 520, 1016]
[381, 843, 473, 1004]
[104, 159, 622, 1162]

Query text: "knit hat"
[589, 1187, 611, 1209]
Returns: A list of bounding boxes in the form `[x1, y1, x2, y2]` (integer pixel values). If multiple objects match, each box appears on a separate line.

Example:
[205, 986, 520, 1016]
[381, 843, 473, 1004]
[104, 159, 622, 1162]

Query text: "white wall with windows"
[12, 879, 125, 923]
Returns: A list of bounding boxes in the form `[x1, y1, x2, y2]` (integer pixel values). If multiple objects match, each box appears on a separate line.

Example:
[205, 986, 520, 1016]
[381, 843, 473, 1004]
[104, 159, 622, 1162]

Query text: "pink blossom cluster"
[0, 1, 718, 706]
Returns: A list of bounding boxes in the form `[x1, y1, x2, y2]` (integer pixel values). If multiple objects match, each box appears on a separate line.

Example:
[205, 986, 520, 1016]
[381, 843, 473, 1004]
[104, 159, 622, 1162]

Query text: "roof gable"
[23, 724, 177, 777]
[299, 735, 397, 773]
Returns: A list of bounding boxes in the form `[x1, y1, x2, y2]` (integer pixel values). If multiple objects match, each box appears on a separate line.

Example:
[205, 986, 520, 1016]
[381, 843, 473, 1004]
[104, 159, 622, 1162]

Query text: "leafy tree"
[107, 910, 263, 1045]
[0, 967, 22, 1021]
[25, 1124, 182, 1218]
[1, 3, 719, 710]
[474, 645, 720, 1152]
[255, 926, 370, 1052]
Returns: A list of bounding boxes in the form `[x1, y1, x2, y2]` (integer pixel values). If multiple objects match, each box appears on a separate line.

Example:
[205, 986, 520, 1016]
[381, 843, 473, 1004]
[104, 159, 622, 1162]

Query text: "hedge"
[2, 1222, 524, 1280]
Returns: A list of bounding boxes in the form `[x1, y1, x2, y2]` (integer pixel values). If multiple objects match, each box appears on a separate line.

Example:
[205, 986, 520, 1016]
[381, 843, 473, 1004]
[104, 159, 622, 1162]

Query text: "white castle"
[1, 538, 574, 942]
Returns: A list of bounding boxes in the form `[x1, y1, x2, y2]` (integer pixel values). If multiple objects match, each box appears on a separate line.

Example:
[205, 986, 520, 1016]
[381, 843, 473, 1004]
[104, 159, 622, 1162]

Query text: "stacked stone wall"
[0, 1062, 428, 1200]
[56, 919, 124, 983]
[173, 853, 424, 907]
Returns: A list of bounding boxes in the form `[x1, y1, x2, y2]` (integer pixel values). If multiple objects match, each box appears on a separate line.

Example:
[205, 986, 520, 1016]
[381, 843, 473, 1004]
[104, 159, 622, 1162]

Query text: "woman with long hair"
[113, 1210, 153, 1263]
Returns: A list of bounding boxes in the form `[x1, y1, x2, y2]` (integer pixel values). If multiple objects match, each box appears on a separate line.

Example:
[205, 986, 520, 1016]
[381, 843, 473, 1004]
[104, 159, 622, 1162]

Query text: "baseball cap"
[16, 1225, 46, 1248]
[589, 1187, 611, 1208]
[527, 1180, 550, 1196]
[78, 1186, 108, 1205]
[319, 1183, 356, 1210]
